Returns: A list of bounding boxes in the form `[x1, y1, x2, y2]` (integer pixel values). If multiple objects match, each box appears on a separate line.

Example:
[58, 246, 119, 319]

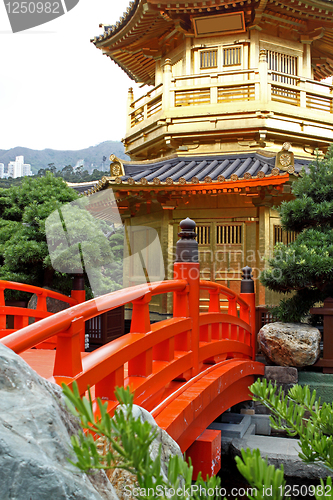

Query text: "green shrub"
[63, 380, 333, 499]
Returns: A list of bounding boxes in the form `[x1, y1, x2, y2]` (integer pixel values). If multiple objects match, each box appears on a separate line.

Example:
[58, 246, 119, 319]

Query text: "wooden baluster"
[173, 285, 191, 351]
[34, 291, 48, 326]
[53, 317, 83, 377]
[71, 274, 86, 351]
[228, 296, 237, 341]
[128, 293, 152, 377]
[209, 290, 221, 340]
[36, 292, 47, 312]
[95, 367, 124, 401]
[221, 321, 230, 339]
[239, 266, 256, 360]
[239, 303, 250, 345]
[0, 286, 6, 334]
[153, 338, 175, 362]
[14, 311, 29, 330]
[174, 218, 200, 376]
[173, 285, 189, 318]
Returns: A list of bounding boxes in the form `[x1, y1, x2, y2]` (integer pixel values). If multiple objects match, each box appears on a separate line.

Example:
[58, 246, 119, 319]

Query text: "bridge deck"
[20, 350, 89, 380]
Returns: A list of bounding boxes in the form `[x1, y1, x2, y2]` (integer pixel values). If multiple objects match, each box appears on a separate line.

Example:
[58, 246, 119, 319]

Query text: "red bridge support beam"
[186, 429, 221, 480]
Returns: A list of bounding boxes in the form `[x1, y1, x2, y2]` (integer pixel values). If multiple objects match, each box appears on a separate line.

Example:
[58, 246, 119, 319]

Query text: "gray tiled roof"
[120, 153, 310, 184]
[68, 181, 99, 194]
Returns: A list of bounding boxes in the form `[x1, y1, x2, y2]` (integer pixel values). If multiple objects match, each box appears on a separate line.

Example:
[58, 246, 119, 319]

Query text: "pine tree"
[261, 145, 333, 322]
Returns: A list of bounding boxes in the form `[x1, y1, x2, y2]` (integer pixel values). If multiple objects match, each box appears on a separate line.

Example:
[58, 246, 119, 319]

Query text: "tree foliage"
[248, 379, 333, 499]
[0, 174, 79, 296]
[37, 164, 110, 183]
[260, 145, 333, 322]
[45, 198, 124, 297]
[0, 173, 126, 299]
[250, 379, 333, 471]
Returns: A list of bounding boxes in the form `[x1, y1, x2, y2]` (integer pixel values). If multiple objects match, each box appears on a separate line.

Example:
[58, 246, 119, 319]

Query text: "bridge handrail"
[0, 280, 81, 344]
[1, 280, 188, 354]
[0, 274, 254, 393]
[199, 280, 250, 310]
[0, 280, 78, 306]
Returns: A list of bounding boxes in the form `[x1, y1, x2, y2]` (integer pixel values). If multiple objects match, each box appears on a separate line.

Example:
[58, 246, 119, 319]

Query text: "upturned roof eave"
[85, 172, 291, 196]
[92, 0, 150, 50]
[93, 0, 333, 48]
[92, 0, 333, 83]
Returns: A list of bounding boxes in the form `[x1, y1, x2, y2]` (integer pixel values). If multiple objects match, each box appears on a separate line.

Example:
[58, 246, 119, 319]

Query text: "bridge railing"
[0, 280, 82, 347]
[0, 280, 78, 332]
[0, 218, 256, 413]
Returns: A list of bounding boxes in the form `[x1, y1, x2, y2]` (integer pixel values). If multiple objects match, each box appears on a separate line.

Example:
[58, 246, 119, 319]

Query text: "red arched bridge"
[0, 218, 264, 477]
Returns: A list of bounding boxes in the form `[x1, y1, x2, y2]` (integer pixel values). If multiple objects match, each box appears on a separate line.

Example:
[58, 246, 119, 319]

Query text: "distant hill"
[0, 141, 128, 174]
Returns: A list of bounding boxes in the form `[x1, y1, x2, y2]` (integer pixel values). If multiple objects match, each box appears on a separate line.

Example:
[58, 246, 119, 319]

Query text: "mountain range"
[0, 141, 128, 174]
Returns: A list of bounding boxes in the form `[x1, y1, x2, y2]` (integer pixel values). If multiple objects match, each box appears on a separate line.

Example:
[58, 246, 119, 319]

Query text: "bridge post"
[53, 316, 83, 377]
[239, 266, 256, 360]
[173, 217, 200, 376]
[71, 273, 86, 351]
[0, 285, 6, 331]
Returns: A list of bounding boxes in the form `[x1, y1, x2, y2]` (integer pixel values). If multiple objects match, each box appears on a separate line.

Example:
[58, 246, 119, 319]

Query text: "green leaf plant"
[62, 382, 221, 500]
[250, 378, 333, 499]
[63, 381, 333, 500]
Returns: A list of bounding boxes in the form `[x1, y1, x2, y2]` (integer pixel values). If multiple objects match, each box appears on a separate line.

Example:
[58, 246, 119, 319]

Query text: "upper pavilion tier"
[93, 0, 333, 83]
[92, 0, 333, 160]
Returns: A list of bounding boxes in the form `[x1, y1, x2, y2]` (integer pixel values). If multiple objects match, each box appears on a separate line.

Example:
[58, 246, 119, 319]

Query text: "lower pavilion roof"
[122, 153, 309, 182]
[86, 152, 311, 195]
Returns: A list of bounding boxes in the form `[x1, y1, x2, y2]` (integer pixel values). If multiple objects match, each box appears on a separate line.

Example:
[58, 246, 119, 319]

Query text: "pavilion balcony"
[124, 59, 333, 158]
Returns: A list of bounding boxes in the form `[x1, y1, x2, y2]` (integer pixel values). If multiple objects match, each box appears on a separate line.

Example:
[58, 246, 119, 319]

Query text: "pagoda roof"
[86, 152, 311, 195]
[92, 0, 333, 83]
[67, 181, 99, 194]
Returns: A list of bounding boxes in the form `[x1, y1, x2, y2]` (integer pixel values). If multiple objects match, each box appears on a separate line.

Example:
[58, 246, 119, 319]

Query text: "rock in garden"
[258, 322, 320, 367]
[27, 288, 70, 314]
[0, 343, 117, 500]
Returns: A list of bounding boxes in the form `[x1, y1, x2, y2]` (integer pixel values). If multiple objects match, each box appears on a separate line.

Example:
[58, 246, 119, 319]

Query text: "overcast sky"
[0, 0, 144, 151]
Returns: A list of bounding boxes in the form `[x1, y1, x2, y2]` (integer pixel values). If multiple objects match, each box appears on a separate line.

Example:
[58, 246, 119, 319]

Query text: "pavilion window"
[216, 225, 242, 245]
[223, 47, 241, 67]
[274, 225, 297, 245]
[200, 49, 218, 69]
[267, 50, 298, 85]
[196, 225, 211, 245]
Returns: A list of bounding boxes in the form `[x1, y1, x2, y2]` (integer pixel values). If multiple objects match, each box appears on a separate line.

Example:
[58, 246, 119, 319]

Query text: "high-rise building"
[7, 156, 32, 178]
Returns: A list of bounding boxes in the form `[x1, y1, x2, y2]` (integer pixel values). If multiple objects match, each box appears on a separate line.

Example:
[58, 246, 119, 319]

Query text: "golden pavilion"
[87, 0, 333, 317]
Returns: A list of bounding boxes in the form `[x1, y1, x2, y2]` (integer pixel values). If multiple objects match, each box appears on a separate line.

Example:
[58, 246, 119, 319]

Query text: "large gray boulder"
[258, 322, 320, 367]
[0, 343, 117, 500]
[27, 288, 70, 314]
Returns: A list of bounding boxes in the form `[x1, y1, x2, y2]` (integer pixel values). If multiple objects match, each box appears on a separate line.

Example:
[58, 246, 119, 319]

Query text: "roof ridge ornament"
[109, 155, 125, 179]
[275, 143, 295, 173]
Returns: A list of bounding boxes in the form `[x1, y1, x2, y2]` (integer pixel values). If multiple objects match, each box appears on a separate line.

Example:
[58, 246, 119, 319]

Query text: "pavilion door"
[195, 222, 245, 310]
[214, 223, 245, 295]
